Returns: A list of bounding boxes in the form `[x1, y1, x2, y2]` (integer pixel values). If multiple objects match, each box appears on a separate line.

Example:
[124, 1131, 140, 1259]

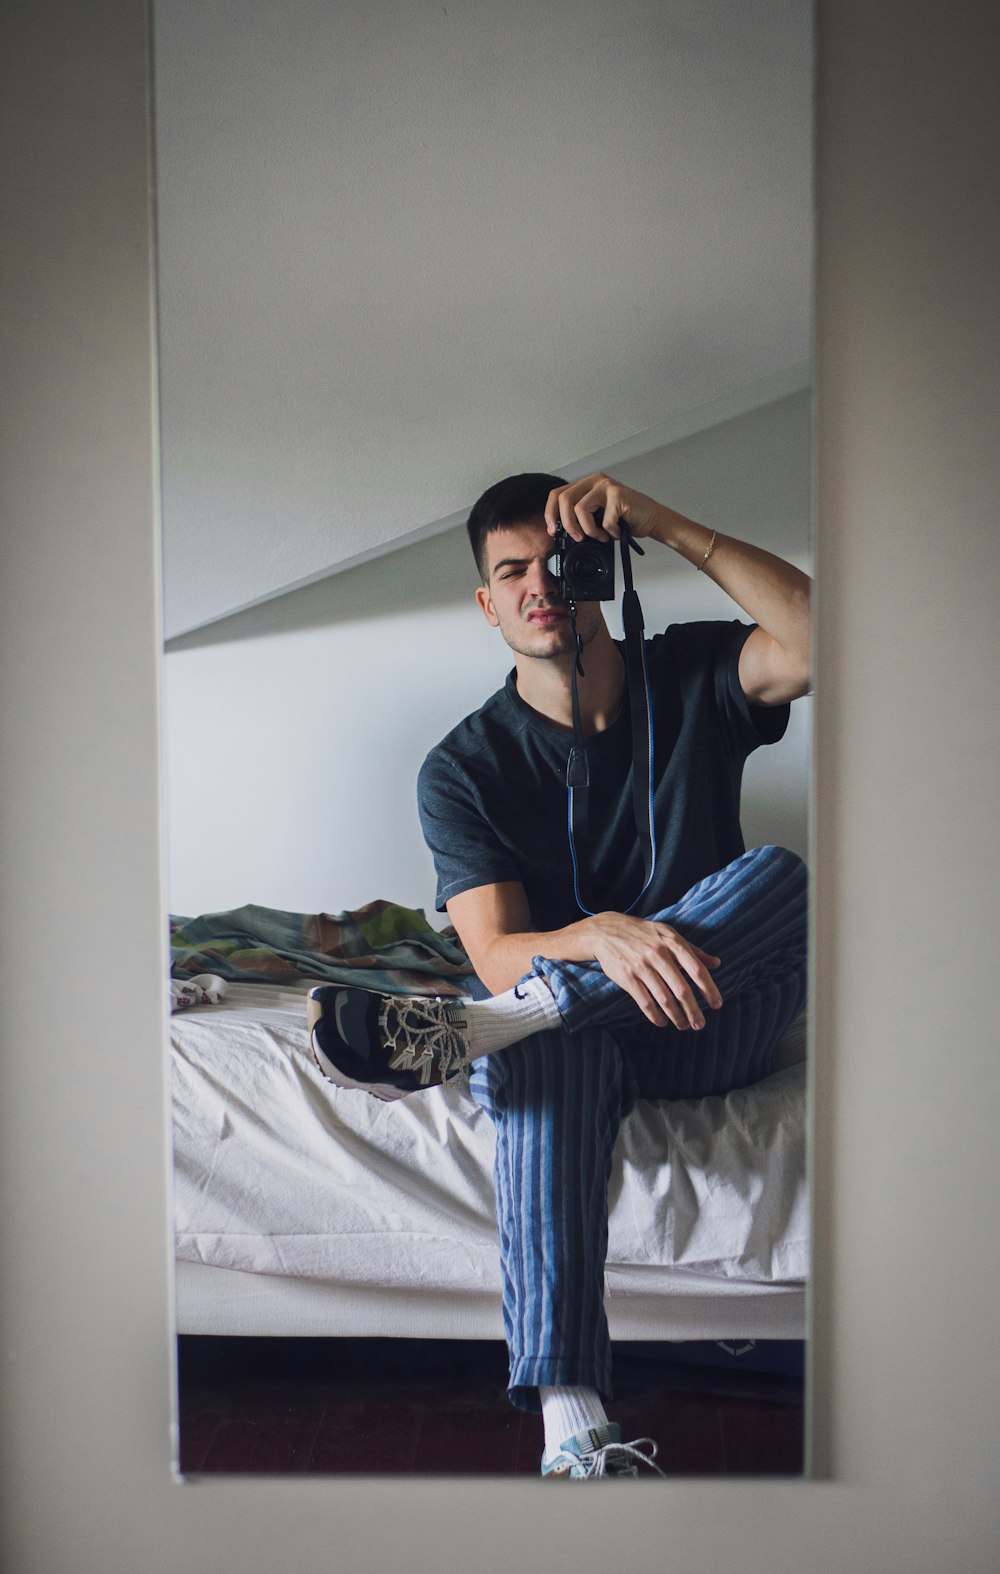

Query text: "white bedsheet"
[171, 982, 808, 1294]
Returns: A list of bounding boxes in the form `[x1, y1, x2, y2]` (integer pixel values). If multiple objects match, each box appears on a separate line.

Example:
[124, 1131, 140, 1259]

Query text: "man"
[308, 470, 811, 1479]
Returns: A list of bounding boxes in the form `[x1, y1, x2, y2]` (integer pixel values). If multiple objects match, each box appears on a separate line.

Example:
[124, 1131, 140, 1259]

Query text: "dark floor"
[177, 1336, 804, 1478]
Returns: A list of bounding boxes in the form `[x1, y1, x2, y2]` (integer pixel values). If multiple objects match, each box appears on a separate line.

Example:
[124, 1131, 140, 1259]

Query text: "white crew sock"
[457, 974, 562, 1059]
[540, 1386, 610, 1460]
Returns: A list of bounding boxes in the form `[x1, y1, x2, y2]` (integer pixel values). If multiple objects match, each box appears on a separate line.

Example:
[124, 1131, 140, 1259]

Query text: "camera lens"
[566, 542, 613, 597]
[572, 550, 603, 584]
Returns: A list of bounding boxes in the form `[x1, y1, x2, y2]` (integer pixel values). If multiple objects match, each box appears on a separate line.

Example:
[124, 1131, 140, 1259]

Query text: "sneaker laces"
[379, 996, 470, 1087]
[573, 1436, 665, 1478]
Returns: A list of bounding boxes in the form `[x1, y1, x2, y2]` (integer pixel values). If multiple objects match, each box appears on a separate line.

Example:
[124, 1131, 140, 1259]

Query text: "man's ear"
[476, 584, 499, 627]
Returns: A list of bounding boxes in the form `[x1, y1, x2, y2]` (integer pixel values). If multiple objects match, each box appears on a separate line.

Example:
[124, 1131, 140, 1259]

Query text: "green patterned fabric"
[170, 900, 474, 996]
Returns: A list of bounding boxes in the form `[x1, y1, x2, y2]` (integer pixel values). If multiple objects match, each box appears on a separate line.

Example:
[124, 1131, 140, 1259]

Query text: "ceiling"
[153, 0, 813, 638]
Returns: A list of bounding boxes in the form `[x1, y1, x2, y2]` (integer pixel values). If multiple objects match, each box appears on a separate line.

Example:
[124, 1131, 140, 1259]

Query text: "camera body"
[548, 509, 616, 601]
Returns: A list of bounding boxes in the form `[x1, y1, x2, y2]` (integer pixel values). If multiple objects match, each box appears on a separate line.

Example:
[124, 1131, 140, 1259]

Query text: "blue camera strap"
[566, 527, 657, 916]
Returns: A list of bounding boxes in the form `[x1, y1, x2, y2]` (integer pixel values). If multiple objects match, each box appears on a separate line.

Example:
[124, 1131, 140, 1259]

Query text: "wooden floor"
[177, 1337, 804, 1478]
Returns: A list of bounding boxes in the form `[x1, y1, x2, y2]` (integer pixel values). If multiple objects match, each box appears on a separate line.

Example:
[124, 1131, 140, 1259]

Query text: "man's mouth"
[526, 606, 568, 626]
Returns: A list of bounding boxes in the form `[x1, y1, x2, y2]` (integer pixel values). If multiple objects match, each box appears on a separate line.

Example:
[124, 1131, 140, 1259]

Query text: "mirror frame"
[2, 2, 997, 1571]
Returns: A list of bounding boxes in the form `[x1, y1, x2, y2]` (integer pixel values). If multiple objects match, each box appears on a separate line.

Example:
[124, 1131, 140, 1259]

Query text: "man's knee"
[745, 843, 806, 877]
[742, 844, 808, 909]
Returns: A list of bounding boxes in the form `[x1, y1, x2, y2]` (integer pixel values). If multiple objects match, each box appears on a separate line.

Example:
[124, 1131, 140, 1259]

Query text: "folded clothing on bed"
[170, 899, 474, 995]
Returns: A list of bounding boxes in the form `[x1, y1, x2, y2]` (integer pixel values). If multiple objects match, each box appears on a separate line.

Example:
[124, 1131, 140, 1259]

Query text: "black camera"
[548, 509, 615, 601]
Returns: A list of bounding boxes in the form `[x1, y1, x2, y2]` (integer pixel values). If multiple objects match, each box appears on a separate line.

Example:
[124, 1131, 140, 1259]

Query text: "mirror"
[157, 0, 814, 1478]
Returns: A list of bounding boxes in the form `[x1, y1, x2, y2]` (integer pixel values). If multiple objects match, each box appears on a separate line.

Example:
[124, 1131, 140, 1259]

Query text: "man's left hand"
[544, 473, 665, 544]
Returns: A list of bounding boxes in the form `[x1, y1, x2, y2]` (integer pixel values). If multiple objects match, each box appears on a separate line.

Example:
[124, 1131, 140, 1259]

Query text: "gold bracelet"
[696, 529, 718, 572]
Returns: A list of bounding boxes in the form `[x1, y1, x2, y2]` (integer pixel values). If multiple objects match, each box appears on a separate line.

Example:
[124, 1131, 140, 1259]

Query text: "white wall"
[2, 3, 999, 1572]
[164, 390, 811, 918]
[153, 0, 812, 637]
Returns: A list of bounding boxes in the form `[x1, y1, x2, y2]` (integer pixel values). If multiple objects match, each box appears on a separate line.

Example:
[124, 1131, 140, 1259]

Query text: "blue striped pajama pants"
[466, 843, 809, 1411]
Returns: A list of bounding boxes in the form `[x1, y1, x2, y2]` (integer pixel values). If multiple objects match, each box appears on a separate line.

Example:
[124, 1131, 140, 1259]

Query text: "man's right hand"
[577, 911, 722, 1030]
[446, 882, 723, 1030]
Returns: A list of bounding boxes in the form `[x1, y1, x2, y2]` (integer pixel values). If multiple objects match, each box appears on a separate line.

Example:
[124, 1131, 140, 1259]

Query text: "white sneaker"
[541, 1423, 665, 1479]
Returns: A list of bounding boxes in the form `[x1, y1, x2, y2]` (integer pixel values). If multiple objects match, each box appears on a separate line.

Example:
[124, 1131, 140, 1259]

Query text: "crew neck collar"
[502, 660, 629, 742]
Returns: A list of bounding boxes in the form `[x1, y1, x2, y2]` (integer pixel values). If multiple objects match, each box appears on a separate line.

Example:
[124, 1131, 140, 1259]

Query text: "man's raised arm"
[544, 473, 812, 707]
[447, 881, 722, 1034]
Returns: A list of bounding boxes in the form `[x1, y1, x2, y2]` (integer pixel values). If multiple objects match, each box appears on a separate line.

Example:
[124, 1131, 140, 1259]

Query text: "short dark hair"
[466, 472, 567, 581]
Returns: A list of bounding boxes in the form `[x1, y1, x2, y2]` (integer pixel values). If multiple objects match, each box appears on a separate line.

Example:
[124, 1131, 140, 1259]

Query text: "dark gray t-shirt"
[417, 620, 788, 930]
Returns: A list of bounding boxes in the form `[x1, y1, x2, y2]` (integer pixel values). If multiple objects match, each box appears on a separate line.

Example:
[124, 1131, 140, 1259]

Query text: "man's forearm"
[470, 908, 722, 1032]
[650, 506, 811, 675]
[475, 915, 606, 996]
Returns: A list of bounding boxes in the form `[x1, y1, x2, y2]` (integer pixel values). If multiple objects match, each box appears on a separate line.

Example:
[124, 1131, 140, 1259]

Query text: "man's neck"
[513, 623, 625, 735]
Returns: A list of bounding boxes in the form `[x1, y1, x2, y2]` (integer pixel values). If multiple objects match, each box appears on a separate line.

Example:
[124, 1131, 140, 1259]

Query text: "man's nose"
[526, 559, 559, 596]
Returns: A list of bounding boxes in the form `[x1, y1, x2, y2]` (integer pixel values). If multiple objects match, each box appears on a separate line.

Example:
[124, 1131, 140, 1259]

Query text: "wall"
[1, 3, 998, 1572]
[153, 0, 813, 638]
[164, 390, 812, 918]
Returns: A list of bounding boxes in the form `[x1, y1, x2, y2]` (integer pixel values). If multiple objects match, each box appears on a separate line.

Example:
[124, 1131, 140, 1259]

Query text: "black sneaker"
[306, 986, 473, 1100]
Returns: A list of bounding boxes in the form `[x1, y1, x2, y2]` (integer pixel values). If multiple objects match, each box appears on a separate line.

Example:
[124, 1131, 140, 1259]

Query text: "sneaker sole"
[306, 988, 410, 1103]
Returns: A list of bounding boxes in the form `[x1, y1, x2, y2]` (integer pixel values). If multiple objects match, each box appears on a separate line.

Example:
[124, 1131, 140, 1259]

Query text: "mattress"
[171, 981, 808, 1334]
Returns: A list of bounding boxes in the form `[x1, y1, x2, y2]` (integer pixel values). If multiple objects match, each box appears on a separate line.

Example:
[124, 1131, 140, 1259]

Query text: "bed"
[170, 905, 808, 1347]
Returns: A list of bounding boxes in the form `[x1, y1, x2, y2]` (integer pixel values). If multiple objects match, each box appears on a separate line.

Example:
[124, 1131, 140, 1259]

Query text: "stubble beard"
[500, 605, 602, 664]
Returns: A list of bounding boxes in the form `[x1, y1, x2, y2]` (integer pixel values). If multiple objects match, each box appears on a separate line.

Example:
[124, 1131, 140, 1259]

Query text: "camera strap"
[566, 527, 657, 916]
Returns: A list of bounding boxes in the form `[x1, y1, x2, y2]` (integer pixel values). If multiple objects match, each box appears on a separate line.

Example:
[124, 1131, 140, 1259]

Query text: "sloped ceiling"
[154, 0, 813, 638]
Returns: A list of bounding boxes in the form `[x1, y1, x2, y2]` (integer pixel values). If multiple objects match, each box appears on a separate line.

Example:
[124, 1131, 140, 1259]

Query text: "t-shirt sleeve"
[713, 620, 790, 752]
[417, 747, 523, 913]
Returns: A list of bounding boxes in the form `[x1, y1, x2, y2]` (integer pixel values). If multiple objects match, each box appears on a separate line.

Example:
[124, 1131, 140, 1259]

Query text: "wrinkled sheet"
[172, 982, 808, 1292]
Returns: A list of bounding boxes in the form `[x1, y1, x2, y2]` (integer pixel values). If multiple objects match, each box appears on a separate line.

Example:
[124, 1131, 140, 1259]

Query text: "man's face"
[475, 518, 602, 660]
